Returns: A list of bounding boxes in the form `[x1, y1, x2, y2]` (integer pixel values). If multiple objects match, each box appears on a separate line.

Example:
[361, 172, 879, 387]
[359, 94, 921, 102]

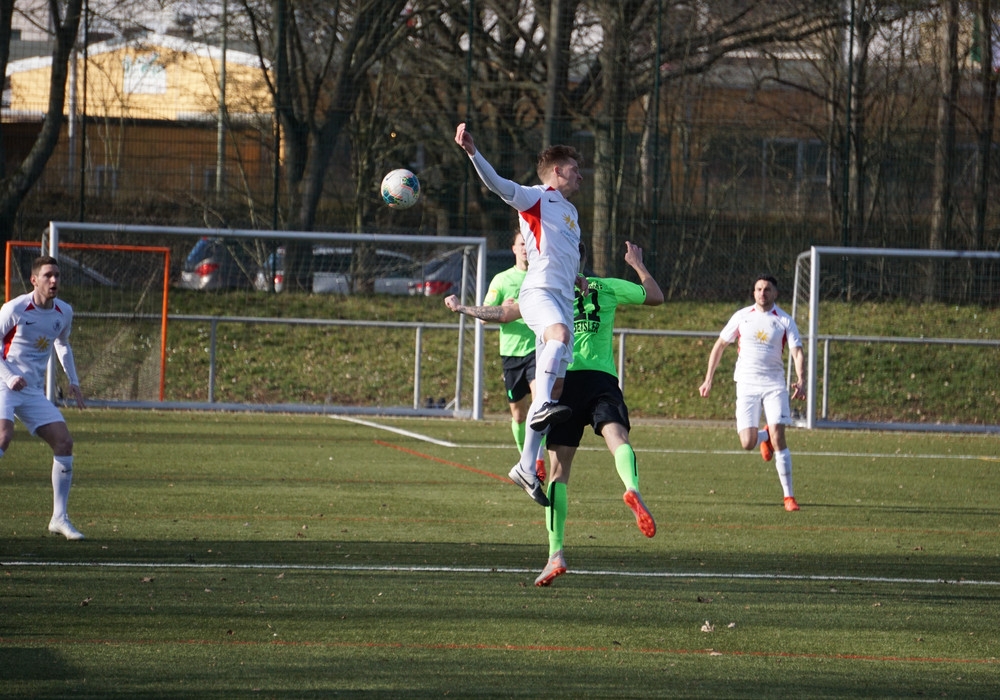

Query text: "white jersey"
[0, 293, 79, 391]
[469, 151, 581, 302]
[719, 303, 801, 390]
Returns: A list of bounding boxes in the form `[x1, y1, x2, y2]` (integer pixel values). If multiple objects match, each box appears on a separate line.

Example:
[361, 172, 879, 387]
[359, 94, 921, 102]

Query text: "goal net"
[791, 246, 1000, 433]
[44, 222, 491, 418]
[5, 241, 170, 403]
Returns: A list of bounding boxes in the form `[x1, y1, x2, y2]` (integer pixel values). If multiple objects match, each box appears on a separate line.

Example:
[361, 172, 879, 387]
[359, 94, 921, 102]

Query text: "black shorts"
[547, 370, 631, 448]
[501, 354, 535, 404]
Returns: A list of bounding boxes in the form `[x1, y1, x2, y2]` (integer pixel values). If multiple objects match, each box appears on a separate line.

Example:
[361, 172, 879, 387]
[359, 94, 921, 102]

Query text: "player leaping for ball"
[446, 240, 663, 586]
[455, 122, 588, 507]
[0, 256, 88, 539]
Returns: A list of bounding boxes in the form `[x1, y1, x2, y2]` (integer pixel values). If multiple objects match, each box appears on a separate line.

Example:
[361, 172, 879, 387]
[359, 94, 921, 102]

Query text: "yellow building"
[4, 32, 274, 200]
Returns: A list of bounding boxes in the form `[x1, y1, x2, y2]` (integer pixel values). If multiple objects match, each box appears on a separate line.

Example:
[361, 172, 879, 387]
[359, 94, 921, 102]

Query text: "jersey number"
[575, 291, 600, 322]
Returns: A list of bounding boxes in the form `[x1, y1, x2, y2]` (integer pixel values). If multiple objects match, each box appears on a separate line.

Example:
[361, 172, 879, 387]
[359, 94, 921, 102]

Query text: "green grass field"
[2, 410, 999, 698]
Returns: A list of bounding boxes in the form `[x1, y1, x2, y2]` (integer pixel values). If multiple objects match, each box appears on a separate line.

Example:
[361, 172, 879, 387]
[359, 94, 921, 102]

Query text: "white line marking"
[330, 416, 457, 447]
[463, 444, 999, 461]
[3, 560, 998, 586]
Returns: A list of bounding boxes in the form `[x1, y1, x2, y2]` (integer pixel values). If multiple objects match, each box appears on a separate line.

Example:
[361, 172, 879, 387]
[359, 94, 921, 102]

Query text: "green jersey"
[484, 266, 534, 358]
[569, 276, 647, 376]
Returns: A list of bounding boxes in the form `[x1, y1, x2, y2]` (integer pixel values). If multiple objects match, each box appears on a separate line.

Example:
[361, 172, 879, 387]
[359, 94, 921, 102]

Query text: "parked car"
[408, 248, 515, 296]
[178, 237, 258, 290]
[255, 245, 417, 294]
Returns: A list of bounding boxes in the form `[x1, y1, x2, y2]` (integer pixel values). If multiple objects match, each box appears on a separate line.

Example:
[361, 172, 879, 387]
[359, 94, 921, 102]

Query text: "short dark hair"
[537, 145, 582, 179]
[754, 274, 778, 290]
[32, 255, 59, 275]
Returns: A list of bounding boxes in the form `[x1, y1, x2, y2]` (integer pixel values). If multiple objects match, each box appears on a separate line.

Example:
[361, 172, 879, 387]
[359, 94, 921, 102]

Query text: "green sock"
[512, 419, 526, 453]
[546, 481, 567, 557]
[614, 444, 640, 492]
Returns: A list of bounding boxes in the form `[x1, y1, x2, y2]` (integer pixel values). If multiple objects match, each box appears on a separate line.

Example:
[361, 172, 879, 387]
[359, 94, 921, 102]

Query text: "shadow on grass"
[4, 538, 999, 583]
[0, 647, 77, 681]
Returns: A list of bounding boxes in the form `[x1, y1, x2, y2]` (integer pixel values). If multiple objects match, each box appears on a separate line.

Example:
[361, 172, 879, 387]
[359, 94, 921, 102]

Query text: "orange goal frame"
[5, 241, 171, 402]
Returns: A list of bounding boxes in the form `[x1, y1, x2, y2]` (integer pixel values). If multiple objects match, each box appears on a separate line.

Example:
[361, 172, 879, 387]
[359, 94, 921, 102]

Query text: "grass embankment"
[91, 290, 1000, 425]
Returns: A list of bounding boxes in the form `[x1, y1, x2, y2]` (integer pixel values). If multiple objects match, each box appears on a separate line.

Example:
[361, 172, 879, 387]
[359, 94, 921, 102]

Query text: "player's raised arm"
[454, 123, 476, 156]
[623, 241, 663, 306]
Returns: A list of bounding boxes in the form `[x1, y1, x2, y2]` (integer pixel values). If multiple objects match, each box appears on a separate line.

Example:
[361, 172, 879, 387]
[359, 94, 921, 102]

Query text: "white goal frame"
[46, 221, 490, 419]
[792, 245, 1000, 434]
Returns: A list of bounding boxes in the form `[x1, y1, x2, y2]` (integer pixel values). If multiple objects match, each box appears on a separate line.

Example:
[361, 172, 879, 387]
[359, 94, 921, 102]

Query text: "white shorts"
[0, 386, 66, 435]
[518, 286, 574, 339]
[734, 385, 790, 432]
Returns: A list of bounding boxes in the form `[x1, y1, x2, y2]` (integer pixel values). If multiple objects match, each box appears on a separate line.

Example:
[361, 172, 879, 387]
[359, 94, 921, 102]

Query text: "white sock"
[775, 448, 793, 497]
[519, 422, 544, 475]
[51, 455, 74, 519]
[534, 340, 565, 404]
[757, 428, 770, 447]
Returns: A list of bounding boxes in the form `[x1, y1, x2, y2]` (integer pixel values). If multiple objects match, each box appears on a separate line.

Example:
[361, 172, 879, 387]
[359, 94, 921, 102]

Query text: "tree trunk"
[543, 0, 577, 148]
[927, 0, 959, 299]
[972, 0, 996, 251]
[0, 0, 84, 244]
[590, 2, 628, 277]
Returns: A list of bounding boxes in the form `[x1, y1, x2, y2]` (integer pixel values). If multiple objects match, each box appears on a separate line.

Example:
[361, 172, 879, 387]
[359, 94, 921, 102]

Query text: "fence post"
[414, 326, 423, 410]
[208, 318, 218, 403]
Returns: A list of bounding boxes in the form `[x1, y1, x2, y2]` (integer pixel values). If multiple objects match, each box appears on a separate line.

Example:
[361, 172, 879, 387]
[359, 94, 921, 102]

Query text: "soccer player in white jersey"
[699, 275, 806, 511]
[0, 256, 87, 539]
[455, 122, 588, 507]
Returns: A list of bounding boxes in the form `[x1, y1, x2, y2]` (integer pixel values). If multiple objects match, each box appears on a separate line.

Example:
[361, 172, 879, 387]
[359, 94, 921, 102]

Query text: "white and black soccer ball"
[380, 168, 421, 209]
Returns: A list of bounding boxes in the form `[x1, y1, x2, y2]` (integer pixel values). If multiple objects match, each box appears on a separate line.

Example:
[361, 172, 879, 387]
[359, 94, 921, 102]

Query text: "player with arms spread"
[699, 274, 806, 511]
[0, 255, 87, 539]
[455, 122, 588, 507]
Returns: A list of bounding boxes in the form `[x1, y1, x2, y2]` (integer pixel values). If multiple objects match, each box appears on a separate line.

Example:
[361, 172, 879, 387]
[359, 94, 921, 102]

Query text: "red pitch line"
[374, 439, 510, 483]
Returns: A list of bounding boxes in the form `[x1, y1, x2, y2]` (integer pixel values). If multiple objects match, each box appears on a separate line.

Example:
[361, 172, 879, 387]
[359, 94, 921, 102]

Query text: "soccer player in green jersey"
[445, 240, 663, 586]
[485, 233, 547, 480]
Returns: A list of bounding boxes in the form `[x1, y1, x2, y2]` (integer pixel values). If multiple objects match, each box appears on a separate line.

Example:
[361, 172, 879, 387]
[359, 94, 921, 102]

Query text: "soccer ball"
[380, 168, 420, 209]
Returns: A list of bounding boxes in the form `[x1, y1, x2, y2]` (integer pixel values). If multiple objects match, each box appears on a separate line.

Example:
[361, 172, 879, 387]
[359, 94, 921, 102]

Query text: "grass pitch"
[2, 410, 999, 698]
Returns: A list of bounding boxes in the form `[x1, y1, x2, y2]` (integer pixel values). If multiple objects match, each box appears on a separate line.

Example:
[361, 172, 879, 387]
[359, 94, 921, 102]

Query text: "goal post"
[6, 240, 171, 402]
[43, 221, 490, 418]
[791, 246, 1000, 434]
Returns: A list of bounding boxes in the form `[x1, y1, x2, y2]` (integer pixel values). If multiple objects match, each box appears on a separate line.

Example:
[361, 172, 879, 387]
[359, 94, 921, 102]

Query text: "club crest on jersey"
[754, 329, 770, 343]
[563, 214, 577, 232]
[34, 336, 51, 351]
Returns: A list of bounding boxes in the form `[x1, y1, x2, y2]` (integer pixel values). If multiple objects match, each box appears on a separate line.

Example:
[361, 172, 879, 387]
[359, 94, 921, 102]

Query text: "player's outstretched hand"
[624, 240, 644, 269]
[454, 123, 476, 156]
[444, 295, 461, 312]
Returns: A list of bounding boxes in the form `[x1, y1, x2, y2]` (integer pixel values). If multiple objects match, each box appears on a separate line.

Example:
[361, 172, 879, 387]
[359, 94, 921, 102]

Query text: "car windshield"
[185, 238, 216, 264]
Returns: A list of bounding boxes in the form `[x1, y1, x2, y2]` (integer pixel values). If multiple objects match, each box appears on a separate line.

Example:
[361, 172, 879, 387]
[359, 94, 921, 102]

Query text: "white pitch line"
[463, 443, 1000, 462]
[330, 415, 457, 447]
[3, 560, 999, 587]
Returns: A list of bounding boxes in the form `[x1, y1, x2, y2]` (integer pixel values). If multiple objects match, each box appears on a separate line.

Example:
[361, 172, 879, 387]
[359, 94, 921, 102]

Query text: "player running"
[455, 122, 588, 507]
[699, 274, 806, 511]
[446, 240, 663, 586]
[0, 256, 87, 539]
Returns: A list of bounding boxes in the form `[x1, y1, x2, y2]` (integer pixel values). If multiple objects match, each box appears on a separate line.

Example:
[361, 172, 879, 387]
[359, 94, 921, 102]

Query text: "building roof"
[6, 32, 269, 76]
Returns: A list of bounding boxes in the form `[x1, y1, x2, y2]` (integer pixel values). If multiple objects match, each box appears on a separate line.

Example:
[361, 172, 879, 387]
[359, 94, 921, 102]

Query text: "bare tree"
[0, 0, 84, 244]
[242, 0, 418, 233]
[971, 0, 996, 251]
[570, 1, 844, 276]
[929, 0, 959, 255]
